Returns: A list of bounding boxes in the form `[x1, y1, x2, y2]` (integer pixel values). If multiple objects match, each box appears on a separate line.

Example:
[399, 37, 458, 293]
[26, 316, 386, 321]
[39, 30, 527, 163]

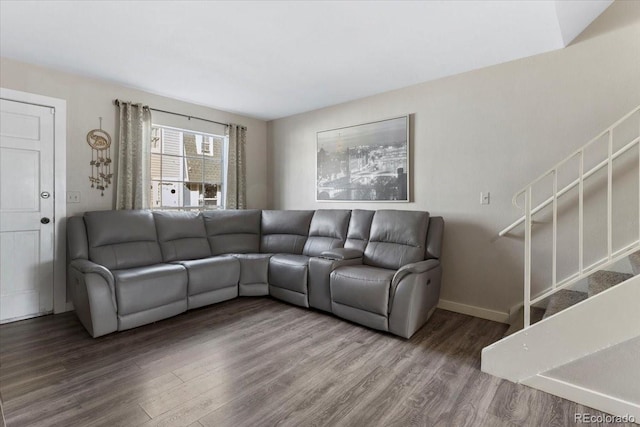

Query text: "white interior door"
[0, 99, 55, 323]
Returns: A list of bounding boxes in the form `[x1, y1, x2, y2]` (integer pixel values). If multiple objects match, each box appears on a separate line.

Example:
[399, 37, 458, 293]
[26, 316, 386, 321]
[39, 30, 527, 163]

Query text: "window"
[150, 125, 225, 210]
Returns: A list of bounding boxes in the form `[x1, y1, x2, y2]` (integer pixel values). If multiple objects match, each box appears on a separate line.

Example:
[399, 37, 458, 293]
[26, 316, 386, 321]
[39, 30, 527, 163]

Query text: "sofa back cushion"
[84, 210, 162, 270]
[153, 211, 211, 262]
[303, 210, 351, 257]
[425, 216, 444, 260]
[203, 210, 261, 255]
[364, 210, 430, 270]
[261, 210, 314, 254]
[344, 209, 375, 252]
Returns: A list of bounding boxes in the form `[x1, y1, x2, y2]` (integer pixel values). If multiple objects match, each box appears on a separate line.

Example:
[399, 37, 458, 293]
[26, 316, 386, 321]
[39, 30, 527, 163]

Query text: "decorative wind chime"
[87, 117, 113, 196]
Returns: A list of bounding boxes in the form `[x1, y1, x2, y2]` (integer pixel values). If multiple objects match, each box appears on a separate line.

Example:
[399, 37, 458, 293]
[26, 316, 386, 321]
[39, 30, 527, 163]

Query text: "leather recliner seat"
[268, 209, 351, 308]
[330, 210, 442, 337]
[155, 211, 240, 310]
[67, 208, 444, 339]
[202, 209, 268, 297]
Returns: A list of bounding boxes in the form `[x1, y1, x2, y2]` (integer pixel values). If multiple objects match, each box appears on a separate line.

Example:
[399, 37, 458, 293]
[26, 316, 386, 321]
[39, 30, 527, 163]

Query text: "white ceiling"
[0, 1, 612, 121]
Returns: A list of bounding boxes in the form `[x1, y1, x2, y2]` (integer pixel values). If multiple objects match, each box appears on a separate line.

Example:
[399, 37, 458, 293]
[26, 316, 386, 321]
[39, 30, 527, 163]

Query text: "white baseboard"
[438, 299, 509, 324]
[523, 374, 640, 421]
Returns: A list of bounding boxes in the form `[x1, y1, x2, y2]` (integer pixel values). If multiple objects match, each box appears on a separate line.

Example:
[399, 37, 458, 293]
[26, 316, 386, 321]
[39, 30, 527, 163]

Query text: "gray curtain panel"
[116, 102, 151, 210]
[225, 124, 247, 209]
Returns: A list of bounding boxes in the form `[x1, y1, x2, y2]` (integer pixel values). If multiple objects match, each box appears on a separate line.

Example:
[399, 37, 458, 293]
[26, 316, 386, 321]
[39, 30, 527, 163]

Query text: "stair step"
[588, 270, 634, 297]
[629, 251, 640, 276]
[543, 290, 587, 319]
[504, 306, 545, 337]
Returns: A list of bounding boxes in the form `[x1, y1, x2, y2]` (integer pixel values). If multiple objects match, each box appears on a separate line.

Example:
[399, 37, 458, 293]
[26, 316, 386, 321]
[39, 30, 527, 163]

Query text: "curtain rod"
[113, 99, 246, 129]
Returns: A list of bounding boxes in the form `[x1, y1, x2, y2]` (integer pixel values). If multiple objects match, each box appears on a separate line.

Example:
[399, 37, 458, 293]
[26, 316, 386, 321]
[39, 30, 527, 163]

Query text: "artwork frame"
[316, 115, 410, 202]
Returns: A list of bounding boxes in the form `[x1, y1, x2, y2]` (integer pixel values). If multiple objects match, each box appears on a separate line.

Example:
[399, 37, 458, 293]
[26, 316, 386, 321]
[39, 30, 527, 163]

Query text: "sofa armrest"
[68, 259, 118, 337]
[70, 259, 115, 291]
[320, 248, 363, 261]
[392, 259, 440, 286]
[388, 260, 442, 338]
[389, 259, 440, 313]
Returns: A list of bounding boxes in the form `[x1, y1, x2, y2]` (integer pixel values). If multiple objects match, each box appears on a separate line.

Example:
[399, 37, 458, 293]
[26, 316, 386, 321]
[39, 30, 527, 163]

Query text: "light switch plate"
[480, 192, 490, 205]
[67, 191, 81, 203]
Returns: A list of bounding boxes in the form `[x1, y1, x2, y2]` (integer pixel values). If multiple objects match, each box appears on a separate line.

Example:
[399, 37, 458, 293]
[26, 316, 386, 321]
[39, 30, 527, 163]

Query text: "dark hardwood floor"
[0, 297, 626, 427]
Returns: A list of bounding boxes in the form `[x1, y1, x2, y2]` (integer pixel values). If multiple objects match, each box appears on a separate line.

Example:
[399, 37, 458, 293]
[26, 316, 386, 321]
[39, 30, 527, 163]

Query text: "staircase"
[504, 251, 639, 336]
[483, 105, 640, 419]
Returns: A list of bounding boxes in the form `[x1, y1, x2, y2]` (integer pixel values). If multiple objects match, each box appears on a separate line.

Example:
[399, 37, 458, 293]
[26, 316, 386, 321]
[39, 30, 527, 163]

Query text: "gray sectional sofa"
[67, 209, 444, 339]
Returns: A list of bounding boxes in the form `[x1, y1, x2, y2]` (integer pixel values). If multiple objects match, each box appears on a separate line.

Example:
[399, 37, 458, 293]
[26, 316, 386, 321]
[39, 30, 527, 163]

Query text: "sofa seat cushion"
[176, 256, 240, 296]
[269, 254, 310, 294]
[330, 265, 395, 316]
[113, 264, 187, 315]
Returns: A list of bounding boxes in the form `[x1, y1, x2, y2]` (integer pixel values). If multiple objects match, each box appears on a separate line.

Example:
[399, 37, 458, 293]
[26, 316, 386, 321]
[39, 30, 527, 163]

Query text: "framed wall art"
[316, 115, 409, 202]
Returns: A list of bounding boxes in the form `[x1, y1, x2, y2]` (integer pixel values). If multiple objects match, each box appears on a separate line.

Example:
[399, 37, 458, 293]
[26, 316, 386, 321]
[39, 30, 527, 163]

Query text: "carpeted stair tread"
[504, 306, 545, 337]
[542, 289, 587, 319]
[629, 251, 640, 276]
[588, 270, 634, 297]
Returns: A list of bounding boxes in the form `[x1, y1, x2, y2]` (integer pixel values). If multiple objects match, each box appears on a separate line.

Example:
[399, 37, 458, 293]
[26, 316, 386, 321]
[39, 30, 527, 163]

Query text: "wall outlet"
[67, 191, 81, 203]
[480, 192, 490, 205]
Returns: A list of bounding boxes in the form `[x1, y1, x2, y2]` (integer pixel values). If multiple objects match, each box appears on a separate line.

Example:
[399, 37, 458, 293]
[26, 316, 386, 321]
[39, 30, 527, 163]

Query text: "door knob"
[40, 191, 50, 199]
[41, 217, 50, 224]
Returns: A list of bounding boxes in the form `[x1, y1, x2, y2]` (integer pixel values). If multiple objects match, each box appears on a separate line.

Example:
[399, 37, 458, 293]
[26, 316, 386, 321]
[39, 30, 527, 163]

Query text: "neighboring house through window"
[150, 125, 225, 210]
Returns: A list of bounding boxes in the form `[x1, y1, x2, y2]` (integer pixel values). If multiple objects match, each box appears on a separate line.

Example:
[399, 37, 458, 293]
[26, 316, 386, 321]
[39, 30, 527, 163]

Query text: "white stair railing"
[499, 105, 640, 327]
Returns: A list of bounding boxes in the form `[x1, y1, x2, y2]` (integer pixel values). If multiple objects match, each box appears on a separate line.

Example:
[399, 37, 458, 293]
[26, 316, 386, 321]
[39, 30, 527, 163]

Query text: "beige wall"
[267, 1, 640, 315]
[0, 57, 269, 216]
